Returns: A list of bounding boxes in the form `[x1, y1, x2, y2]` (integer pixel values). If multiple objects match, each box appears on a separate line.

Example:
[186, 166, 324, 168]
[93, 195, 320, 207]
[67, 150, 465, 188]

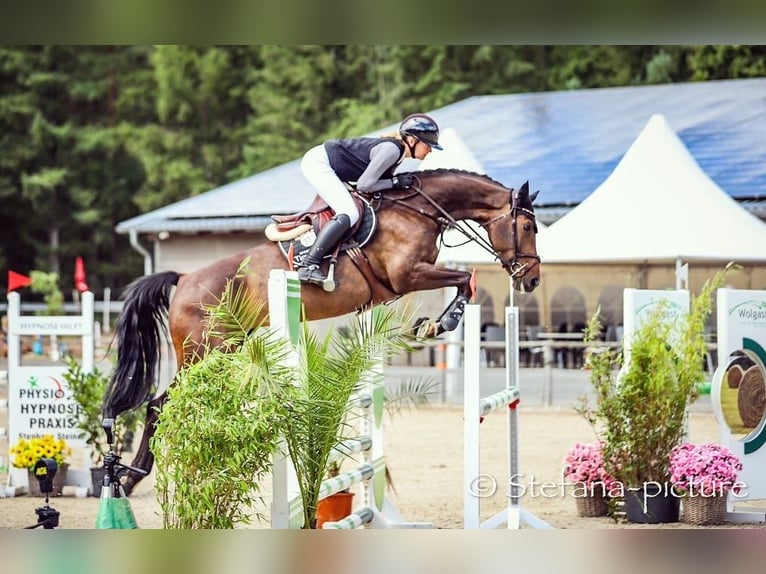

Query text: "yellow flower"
[9, 435, 71, 471]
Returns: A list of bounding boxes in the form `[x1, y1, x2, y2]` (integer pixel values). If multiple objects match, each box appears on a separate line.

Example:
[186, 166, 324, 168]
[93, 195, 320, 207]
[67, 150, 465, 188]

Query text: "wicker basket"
[575, 490, 609, 517]
[681, 494, 727, 526]
[27, 464, 68, 497]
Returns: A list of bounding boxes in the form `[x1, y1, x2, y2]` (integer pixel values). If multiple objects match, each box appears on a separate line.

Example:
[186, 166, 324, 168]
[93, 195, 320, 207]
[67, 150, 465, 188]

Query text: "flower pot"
[315, 491, 355, 529]
[27, 463, 68, 497]
[624, 483, 679, 524]
[681, 494, 727, 526]
[574, 488, 609, 517]
[90, 467, 107, 497]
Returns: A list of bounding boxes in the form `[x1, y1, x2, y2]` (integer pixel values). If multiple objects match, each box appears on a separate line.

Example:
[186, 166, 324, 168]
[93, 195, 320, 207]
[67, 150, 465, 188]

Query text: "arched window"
[550, 286, 587, 332]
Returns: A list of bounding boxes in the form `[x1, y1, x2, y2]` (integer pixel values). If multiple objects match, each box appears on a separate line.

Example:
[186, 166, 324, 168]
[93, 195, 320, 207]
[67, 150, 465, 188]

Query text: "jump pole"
[463, 302, 553, 529]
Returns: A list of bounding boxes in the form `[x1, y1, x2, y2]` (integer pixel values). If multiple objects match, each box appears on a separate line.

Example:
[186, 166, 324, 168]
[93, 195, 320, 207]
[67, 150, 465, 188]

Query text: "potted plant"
[577, 270, 726, 523]
[563, 441, 617, 517]
[280, 306, 420, 529]
[670, 442, 742, 525]
[9, 435, 72, 496]
[315, 375, 437, 528]
[62, 356, 139, 496]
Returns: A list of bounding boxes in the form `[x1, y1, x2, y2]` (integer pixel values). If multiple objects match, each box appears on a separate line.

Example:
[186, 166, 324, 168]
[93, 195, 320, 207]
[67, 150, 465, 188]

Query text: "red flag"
[74, 256, 89, 292]
[8, 270, 33, 292]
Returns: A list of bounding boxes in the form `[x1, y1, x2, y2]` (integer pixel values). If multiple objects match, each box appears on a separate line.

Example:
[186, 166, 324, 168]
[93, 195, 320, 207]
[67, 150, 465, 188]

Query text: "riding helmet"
[399, 113, 443, 150]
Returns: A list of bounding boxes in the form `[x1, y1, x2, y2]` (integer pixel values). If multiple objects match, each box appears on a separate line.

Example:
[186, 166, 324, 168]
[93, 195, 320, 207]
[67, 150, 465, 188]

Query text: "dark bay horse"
[103, 169, 541, 494]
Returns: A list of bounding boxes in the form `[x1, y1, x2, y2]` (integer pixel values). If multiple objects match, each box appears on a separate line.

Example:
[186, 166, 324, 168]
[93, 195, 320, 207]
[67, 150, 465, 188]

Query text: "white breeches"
[300, 144, 360, 225]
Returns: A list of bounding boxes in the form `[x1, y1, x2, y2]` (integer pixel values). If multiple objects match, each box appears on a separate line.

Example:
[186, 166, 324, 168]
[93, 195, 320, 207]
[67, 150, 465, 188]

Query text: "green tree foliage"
[687, 45, 766, 80]
[0, 45, 762, 297]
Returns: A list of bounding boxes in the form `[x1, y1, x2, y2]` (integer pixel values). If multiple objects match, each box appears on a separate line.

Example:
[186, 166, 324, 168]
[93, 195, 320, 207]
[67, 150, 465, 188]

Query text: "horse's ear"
[530, 189, 539, 204]
[520, 181, 529, 195]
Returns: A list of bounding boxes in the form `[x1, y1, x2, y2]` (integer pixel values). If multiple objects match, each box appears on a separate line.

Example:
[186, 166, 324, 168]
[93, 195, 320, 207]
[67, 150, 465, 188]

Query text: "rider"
[297, 113, 443, 286]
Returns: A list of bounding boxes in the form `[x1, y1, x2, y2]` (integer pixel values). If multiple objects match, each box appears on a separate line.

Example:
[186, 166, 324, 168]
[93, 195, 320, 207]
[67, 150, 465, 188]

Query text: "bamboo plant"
[577, 270, 727, 496]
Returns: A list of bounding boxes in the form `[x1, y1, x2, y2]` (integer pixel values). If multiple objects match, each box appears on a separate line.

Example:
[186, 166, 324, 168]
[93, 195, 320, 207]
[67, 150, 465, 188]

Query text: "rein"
[386, 176, 540, 279]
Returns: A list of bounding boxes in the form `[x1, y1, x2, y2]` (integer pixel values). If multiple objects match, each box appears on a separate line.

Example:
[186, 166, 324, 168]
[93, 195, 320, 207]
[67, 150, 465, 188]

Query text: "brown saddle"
[267, 193, 397, 305]
[271, 194, 337, 232]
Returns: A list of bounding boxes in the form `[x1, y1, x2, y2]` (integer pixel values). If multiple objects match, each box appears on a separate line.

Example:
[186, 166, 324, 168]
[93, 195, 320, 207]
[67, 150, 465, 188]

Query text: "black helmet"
[399, 113, 442, 150]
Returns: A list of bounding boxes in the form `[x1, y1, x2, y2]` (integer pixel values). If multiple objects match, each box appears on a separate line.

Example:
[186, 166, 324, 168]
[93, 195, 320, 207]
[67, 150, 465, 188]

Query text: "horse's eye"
[523, 223, 532, 232]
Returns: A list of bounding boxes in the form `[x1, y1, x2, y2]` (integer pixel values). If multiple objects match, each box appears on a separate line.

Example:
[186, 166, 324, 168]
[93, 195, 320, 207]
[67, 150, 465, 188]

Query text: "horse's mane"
[408, 169, 537, 211]
[411, 168, 510, 190]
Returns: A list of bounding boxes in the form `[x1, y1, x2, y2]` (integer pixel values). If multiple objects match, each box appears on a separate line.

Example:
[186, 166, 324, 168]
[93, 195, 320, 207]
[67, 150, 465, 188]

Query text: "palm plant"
[281, 304, 423, 528]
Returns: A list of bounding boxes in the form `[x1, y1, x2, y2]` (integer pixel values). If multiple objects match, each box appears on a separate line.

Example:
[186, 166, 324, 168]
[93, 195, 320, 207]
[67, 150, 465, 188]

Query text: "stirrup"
[297, 263, 338, 292]
[297, 264, 325, 283]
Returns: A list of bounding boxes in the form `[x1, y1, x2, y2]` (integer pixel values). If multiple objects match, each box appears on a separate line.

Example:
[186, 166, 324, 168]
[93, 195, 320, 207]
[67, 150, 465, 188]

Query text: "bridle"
[482, 189, 541, 279]
[382, 177, 541, 280]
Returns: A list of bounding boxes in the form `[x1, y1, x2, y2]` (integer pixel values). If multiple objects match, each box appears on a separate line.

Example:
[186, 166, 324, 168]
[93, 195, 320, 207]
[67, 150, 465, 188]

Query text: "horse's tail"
[103, 271, 180, 418]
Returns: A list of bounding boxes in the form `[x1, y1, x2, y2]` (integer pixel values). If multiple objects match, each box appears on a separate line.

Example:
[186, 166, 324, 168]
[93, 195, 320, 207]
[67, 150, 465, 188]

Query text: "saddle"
[265, 192, 375, 248]
[265, 192, 398, 304]
[267, 194, 362, 240]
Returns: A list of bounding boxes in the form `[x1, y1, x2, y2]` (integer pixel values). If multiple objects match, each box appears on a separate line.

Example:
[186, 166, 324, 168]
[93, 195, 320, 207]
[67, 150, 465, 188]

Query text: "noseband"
[482, 190, 541, 279]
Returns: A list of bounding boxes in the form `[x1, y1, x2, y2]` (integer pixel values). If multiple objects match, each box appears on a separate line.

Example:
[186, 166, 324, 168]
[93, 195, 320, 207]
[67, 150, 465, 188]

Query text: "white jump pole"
[463, 302, 553, 529]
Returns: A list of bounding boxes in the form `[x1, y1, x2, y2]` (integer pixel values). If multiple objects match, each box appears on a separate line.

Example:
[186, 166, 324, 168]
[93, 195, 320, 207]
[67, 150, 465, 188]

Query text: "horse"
[103, 169, 541, 494]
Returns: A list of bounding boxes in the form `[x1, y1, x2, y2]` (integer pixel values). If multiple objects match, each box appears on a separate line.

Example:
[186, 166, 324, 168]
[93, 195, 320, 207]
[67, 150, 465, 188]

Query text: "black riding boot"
[297, 214, 351, 286]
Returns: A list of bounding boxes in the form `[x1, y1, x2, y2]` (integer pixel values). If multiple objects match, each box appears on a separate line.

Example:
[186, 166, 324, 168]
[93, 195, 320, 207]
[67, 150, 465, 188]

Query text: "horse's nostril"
[531, 277, 540, 288]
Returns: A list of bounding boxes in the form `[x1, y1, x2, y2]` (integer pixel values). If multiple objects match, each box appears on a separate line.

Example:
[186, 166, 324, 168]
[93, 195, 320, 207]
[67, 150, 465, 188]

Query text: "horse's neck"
[423, 175, 508, 223]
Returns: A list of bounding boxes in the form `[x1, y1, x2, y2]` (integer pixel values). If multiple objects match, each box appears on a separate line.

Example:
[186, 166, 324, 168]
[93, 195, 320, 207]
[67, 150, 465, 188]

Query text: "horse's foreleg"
[397, 264, 474, 337]
[121, 392, 168, 496]
[436, 293, 469, 332]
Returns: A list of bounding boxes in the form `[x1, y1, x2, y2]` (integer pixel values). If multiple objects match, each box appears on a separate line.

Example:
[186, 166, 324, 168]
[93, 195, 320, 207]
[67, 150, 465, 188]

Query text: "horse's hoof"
[412, 318, 437, 338]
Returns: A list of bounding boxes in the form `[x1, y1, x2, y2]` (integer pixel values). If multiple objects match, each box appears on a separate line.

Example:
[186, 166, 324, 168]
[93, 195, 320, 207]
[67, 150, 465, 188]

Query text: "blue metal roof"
[428, 78, 766, 206]
[117, 78, 766, 234]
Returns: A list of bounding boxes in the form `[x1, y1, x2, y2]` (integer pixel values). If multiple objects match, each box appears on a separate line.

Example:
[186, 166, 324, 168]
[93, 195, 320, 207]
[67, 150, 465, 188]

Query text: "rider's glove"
[391, 174, 415, 190]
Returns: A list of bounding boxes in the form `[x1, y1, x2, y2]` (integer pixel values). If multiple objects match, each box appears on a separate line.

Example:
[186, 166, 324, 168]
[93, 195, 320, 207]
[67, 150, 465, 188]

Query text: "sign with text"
[6, 292, 94, 492]
[711, 288, 766, 510]
[10, 316, 91, 336]
[623, 288, 689, 355]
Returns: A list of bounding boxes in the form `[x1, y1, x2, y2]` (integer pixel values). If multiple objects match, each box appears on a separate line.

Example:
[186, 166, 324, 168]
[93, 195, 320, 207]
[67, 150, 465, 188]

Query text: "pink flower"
[669, 443, 742, 496]
[563, 442, 618, 491]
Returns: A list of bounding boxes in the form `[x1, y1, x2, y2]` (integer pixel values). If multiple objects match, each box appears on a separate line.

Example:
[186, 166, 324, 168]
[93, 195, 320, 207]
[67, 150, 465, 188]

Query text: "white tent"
[537, 113, 766, 264]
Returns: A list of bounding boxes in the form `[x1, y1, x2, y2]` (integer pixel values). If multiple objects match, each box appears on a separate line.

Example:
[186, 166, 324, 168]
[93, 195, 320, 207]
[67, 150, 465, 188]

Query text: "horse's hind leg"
[121, 392, 168, 496]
